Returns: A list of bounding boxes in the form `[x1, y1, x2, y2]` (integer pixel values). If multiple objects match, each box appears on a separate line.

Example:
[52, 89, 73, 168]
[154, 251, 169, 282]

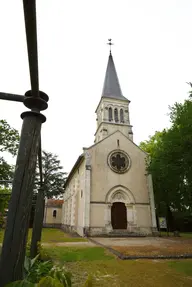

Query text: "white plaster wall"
[87, 131, 152, 229]
[90, 204, 105, 227]
[45, 207, 62, 224]
[62, 160, 86, 233]
[89, 131, 149, 203]
[135, 205, 151, 227]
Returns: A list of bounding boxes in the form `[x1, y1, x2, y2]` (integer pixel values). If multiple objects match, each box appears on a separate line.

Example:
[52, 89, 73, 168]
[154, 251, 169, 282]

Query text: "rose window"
[108, 150, 130, 174]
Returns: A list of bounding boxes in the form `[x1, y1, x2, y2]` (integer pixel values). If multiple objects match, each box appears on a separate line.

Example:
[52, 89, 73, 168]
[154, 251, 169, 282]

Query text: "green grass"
[64, 258, 192, 287]
[43, 246, 114, 262]
[43, 246, 192, 286]
[160, 232, 192, 238]
[0, 231, 4, 243]
[1, 239, 192, 286]
[177, 232, 192, 238]
[168, 260, 192, 276]
[0, 228, 87, 243]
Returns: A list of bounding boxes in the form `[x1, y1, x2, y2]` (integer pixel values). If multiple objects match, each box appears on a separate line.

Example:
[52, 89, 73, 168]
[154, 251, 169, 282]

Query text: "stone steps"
[90, 229, 147, 238]
[108, 232, 146, 238]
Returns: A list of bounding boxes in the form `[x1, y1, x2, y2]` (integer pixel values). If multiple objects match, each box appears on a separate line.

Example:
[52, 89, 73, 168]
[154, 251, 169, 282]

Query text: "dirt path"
[91, 237, 178, 247]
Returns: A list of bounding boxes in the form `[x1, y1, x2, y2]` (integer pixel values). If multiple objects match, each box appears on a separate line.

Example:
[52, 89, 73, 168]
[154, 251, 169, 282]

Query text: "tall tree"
[0, 119, 19, 182]
[0, 187, 11, 227]
[0, 119, 19, 156]
[35, 151, 66, 197]
[0, 120, 19, 225]
[30, 151, 67, 258]
[140, 95, 192, 230]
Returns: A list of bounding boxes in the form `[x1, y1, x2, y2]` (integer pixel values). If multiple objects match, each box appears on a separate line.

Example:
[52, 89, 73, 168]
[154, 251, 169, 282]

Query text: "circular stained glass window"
[108, 150, 130, 174]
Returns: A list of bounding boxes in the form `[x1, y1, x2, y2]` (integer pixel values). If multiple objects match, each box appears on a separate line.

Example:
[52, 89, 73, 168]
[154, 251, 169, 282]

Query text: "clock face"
[108, 150, 130, 174]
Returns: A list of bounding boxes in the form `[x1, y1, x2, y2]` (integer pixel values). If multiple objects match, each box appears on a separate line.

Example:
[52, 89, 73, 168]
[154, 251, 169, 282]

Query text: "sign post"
[158, 217, 168, 236]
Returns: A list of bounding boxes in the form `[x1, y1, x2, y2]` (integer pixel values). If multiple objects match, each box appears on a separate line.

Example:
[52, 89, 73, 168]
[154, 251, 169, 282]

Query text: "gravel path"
[90, 237, 178, 247]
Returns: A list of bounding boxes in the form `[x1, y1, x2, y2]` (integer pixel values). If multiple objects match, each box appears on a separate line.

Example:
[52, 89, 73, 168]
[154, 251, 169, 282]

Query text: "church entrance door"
[111, 202, 127, 229]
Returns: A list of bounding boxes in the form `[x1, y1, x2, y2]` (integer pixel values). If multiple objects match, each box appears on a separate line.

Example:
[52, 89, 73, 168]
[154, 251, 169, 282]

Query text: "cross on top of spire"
[107, 39, 113, 55]
[101, 40, 128, 101]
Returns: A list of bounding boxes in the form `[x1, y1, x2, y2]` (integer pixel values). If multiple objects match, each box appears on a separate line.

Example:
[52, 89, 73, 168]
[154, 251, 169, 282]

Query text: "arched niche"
[105, 185, 135, 204]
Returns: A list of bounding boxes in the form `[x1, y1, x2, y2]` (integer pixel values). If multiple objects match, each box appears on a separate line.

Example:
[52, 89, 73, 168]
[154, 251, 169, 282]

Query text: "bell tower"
[94, 42, 133, 143]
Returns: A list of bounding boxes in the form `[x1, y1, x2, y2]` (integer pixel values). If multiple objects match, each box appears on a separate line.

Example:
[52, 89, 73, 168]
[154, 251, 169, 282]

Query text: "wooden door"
[111, 202, 127, 229]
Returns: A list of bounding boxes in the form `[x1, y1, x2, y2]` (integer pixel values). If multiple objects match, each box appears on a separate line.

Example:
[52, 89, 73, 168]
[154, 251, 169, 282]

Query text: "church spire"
[101, 41, 128, 101]
[94, 42, 133, 143]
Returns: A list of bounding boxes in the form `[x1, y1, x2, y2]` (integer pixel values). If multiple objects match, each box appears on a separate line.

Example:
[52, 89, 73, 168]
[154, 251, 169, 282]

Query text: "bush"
[6, 242, 93, 286]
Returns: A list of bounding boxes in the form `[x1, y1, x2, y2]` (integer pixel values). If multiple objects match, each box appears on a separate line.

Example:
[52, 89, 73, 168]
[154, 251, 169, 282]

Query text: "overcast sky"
[1, 0, 192, 173]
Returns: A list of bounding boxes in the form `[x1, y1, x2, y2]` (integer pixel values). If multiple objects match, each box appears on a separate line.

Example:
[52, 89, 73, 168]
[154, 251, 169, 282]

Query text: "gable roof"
[46, 199, 63, 207]
[84, 130, 148, 156]
[64, 134, 148, 189]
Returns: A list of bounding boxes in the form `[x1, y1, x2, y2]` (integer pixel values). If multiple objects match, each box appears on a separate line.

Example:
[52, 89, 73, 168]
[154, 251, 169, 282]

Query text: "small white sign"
[158, 217, 167, 229]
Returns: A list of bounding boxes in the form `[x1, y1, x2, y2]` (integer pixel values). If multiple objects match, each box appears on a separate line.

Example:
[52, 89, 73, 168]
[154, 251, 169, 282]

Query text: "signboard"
[158, 217, 167, 229]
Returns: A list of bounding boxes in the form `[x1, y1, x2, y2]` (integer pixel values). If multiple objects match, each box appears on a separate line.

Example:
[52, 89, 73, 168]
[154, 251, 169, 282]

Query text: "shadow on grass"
[43, 246, 114, 262]
[0, 228, 87, 244]
[168, 260, 192, 276]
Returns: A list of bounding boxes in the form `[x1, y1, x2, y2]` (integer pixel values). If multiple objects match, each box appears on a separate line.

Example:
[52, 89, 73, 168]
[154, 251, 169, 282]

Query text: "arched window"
[114, 108, 118, 122]
[108, 107, 113, 121]
[53, 210, 57, 218]
[120, 109, 124, 122]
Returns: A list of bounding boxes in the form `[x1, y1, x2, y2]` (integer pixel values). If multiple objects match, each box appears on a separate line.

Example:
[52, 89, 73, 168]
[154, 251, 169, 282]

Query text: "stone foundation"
[87, 227, 107, 237]
[61, 224, 156, 237]
[151, 227, 159, 236]
[61, 224, 84, 237]
[87, 226, 153, 237]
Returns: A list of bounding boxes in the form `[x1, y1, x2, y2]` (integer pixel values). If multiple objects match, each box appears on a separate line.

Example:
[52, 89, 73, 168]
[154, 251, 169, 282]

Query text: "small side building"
[43, 199, 63, 228]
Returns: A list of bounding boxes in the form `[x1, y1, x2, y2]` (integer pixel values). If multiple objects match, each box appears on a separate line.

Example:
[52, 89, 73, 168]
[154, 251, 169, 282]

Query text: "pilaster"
[105, 204, 112, 231]
[147, 174, 157, 229]
[83, 151, 91, 229]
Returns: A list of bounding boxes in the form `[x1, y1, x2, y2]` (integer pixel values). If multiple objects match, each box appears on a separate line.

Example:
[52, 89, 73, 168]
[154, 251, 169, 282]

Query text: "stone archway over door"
[111, 202, 127, 229]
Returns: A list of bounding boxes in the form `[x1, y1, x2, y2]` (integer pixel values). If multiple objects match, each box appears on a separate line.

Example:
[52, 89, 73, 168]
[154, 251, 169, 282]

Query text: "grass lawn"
[44, 246, 114, 262]
[160, 231, 192, 238]
[44, 246, 192, 286]
[0, 228, 87, 243]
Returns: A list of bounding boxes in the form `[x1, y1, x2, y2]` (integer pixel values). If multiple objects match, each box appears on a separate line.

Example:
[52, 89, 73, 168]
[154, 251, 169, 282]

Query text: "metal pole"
[0, 98, 47, 285]
[0, 1, 49, 285]
[30, 136, 45, 258]
[30, 187, 45, 258]
[0, 93, 24, 102]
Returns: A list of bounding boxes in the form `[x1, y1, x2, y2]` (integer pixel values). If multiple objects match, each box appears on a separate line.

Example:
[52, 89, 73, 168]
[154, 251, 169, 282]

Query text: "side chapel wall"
[62, 160, 86, 236]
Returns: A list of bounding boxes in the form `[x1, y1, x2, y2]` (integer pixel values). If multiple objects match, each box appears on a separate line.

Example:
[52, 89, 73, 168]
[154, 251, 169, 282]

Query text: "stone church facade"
[62, 51, 157, 236]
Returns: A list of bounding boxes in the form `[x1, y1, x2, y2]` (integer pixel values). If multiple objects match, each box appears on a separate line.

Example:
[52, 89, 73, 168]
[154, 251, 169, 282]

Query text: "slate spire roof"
[101, 52, 128, 101]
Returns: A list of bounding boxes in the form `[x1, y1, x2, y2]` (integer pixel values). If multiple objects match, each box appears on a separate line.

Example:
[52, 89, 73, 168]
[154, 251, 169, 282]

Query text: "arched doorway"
[111, 202, 127, 229]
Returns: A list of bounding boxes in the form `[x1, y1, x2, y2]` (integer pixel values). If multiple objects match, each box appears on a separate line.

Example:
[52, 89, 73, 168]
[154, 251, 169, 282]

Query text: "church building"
[62, 48, 157, 236]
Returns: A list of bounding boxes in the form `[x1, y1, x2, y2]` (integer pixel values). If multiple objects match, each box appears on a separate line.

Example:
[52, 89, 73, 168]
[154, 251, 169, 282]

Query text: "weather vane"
[107, 38, 114, 54]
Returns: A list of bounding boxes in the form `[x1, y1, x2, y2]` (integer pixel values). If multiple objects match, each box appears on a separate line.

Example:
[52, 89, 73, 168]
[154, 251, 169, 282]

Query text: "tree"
[30, 151, 67, 258]
[0, 119, 19, 183]
[35, 151, 67, 198]
[0, 187, 11, 227]
[0, 119, 19, 156]
[140, 95, 192, 230]
[0, 120, 19, 225]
